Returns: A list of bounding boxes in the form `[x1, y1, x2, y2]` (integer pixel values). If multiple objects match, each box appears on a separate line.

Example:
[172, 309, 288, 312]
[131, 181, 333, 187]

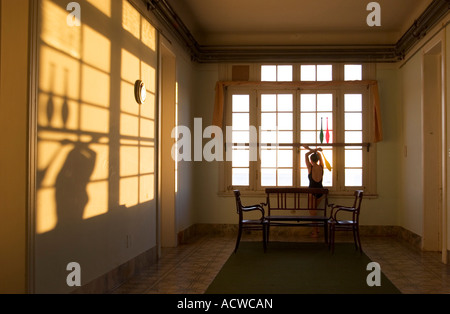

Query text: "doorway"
[159, 42, 177, 248]
[422, 36, 447, 263]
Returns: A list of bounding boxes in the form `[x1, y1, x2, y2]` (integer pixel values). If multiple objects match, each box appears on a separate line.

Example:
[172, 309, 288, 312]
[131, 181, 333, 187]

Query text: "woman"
[304, 145, 324, 237]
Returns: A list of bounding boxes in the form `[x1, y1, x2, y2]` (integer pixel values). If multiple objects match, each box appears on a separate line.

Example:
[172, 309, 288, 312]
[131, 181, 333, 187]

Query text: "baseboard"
[72, 246, 158, 294]
[183, 223, 423, 249]
[396, 226, 422, 250]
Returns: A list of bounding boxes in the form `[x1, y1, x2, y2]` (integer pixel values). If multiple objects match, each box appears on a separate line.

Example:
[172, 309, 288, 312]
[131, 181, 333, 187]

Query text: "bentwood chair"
[328, 190, 364, 254]
[233, 190, 268, 253]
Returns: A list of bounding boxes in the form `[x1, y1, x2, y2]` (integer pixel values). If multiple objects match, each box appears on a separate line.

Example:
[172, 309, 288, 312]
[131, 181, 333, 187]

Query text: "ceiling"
[166, 0, 433, 46]
[149, 0, 448, 62]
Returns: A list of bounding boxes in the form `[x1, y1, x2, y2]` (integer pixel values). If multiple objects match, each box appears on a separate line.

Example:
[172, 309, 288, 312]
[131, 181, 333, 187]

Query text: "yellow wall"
[0, 0, 30, 293]
[35, 0, 158, 293]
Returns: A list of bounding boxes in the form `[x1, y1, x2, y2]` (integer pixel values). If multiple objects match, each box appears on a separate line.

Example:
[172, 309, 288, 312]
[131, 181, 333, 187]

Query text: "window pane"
[317, 65, 332, 81]
[345, 131, 362, 143]
[345, 113, 362, 130]
[232, 95, 249, 112]
[301, 65, 316, 81]
[261, 94, 276, 111]
[278, 113, 293, 130]
[233, 113, 249, 130]
[345, 169, 362, 186]
[261, 65, 276, 81]
[232, 131, 249, 143]
[301, 113, 316, 130]
[277, 65, 293, 82]
[261, 168, 276, 186]
[323, 169, 333, 187]
[278, 169, 293, 186]
[345, 94, 362, 111]
[345, 149, 362, 168]
[278, 131, 293, 143]
[301, 131, 316, 143]
[345, 65, 362, 81]
[278, 94, 293, 111]
[301, 94, 316, 111]
[232, 168, 249, 186]
[261, 113, 277, 130]
[317, 94, 333, 112]
[278, 149, 293, 167]
[261, 131, 276, 143]
[261, 149, 276, 168]
[232, 149, 249, 167]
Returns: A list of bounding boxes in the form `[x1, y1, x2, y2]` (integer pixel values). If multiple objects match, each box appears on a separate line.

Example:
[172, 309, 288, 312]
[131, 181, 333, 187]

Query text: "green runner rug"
[206, 242, 401, 294]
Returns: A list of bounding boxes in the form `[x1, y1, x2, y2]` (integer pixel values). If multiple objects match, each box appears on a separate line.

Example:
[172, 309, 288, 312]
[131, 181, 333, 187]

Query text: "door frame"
[421, 32, 447, 263]
[158, 39, 177, 251]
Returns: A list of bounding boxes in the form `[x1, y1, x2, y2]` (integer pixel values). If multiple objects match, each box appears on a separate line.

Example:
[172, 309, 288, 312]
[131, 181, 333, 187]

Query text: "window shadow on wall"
[35, 0, 157, 293]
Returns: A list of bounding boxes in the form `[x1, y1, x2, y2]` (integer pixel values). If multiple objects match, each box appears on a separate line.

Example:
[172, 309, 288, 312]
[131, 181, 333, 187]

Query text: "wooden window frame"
[219, 63, 377, 197]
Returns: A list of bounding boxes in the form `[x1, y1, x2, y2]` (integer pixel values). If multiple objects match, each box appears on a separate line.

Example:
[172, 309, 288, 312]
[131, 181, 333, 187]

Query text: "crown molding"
[143, 0, 449, 63]
[395, 0, 450, 59]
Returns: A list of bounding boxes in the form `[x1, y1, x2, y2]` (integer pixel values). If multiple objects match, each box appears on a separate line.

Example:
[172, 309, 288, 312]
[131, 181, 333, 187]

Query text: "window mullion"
[250, 90, 258, 191]
[293, 90, 300, 187]
[336, 90, 345, 191]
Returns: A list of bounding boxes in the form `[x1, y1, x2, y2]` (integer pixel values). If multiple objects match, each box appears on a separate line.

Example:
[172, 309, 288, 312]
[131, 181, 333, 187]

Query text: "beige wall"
[0, 0, 30, 294]
[174, 54, 197, 234]
[191, 62, 402, 227]
[399, 52, 424, 236]
[399, 19, 450, 253]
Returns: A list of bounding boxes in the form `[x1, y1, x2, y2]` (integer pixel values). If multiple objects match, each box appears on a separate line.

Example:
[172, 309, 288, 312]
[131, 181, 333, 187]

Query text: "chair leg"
[327, 222, 333, 249]
[356, 225, 363, 253]
[352, 225, 358, 251]
[263, 224, 267, 252]
[330, 224, 335, 254]
[234, 225, 242, 253]
[323, 222, 328, 244]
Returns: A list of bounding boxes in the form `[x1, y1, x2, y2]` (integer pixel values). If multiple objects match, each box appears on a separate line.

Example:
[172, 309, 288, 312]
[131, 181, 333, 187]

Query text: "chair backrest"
[264, 188, 329, 215]
[233, 190, 243, 216]
[353, 190, 364, 221]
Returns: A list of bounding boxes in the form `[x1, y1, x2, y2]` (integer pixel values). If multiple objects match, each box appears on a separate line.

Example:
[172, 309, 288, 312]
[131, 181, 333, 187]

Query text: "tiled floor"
[111, 234, 450, 294]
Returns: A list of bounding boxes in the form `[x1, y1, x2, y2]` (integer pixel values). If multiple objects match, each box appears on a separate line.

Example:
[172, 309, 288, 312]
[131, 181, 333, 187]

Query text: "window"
[299, 92, 334, 187]
[344, 65, 363, 81]
[224, 63, 375, 195]
[260, 93, 294, 187]
[344, 94, 363, 187]
[301, 65, 332, 81]
[231, 94, 251, 186]
[261, 65, 293, 82]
